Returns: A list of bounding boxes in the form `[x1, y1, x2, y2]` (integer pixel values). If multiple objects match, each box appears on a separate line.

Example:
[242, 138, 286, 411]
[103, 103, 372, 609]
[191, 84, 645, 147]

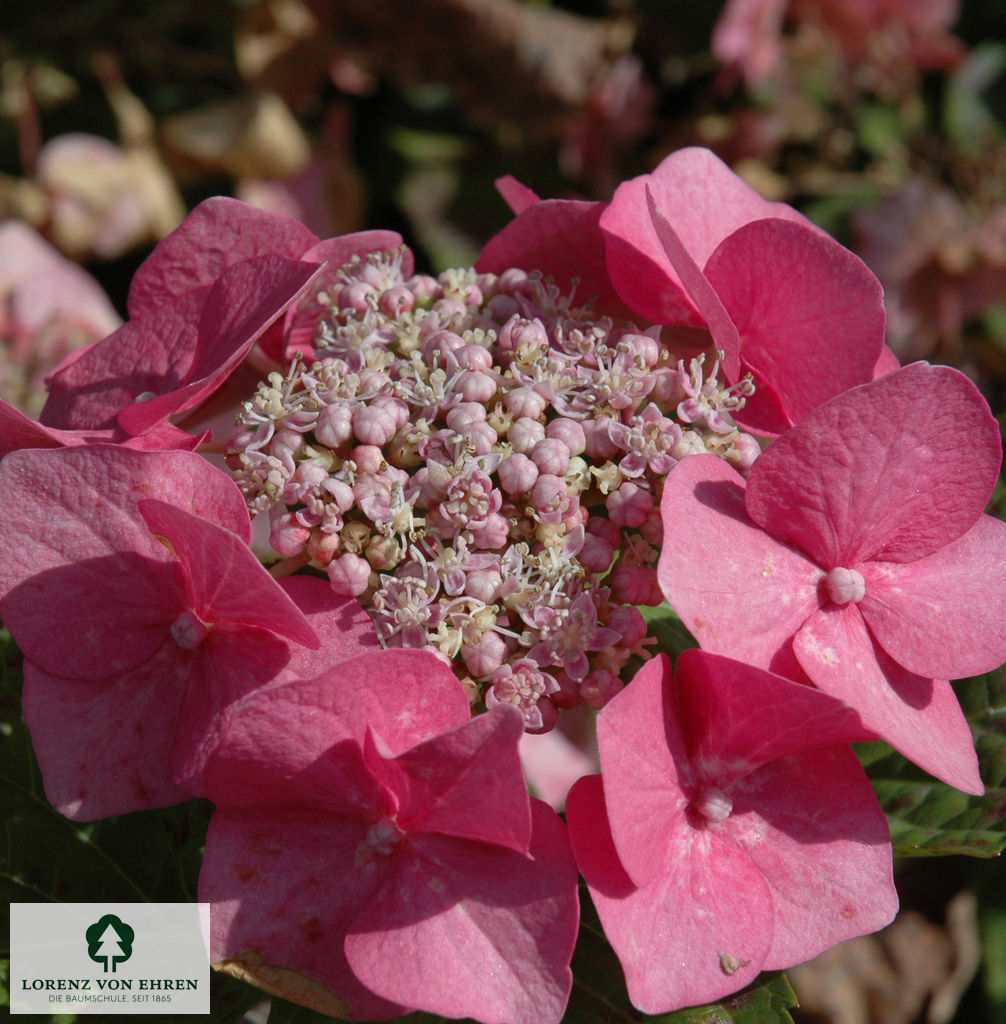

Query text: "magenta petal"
[657, 454, 821, 672]
[273, 575, 380, 681]
[643, 189, 741, 379]
[0, 446, 249, 676]
[137, 499, 317, 648]
[201, 649, 471, 809]
[674, 649, 871, 779]
[41, 292, 202, 429]
[364, 705, 532, 854]
[567, 775, 771, 1015]
[723, 749, 897, 967]
[745, 363, 1003, 567]
[595, 655, 690, 888]
[794, 605, 982, 793]
[200, 808, 404, 1021]
[171, 624, 304, 794]
[475, 197, 632, 318]
[127, 196, 319, 316]
[495, 175, 540, 214]
[117, 255, 320, 435]
[346, 803, 578, 1024]
[860, 516, 1006, 680]
[21, 652, 192, 820]
[704, 218, 885, 428]
[600, 147, 811, 330]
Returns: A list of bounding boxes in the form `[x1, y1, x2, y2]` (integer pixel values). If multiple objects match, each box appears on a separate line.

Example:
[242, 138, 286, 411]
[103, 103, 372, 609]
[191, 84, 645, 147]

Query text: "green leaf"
[0, 632, 262, 1023]
[641, 603, 699, 662]
[859, 668, 1006, 857]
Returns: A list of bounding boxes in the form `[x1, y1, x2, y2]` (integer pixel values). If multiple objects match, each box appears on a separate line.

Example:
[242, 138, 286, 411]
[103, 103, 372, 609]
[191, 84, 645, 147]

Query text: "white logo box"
[10, 903, 210, 1014]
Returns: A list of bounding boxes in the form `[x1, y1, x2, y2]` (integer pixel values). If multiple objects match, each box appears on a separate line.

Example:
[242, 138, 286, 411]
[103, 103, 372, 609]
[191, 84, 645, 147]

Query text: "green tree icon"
[86, 914, 134, 973]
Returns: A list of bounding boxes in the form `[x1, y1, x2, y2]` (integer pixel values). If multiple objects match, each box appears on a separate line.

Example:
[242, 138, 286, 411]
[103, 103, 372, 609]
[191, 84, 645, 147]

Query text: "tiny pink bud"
[378, 284, 415, 317]
[327, 551, 372, 596]
[465, 568, 503, 603]
[498, 453, 539, 494]
[352, 404, 398, 446]
[504, 386, 548, 419]
[579, 669, 622, 710]
[314, 403, 354, 448]
[610, 563, 662, 605]
[270, 511, 311, 556]
[582, 417, 620, 458]
[351, 444, 384, 474]
[461, 631, 508, 677]
[338, 281, 375, 313]
[446, 403, 488, 432]
[531, 438, 571, 476]
[469, 512, 510, 549]
[457, 370, 498, 403]
[606, 481, 653, 528]
[508, 416, 546, 454]
[307, 529, 340, 567]
[546, 417, 586, 455]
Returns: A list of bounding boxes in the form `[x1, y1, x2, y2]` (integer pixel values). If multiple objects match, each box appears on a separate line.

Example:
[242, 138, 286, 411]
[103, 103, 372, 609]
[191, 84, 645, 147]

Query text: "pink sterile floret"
[478, 146, 889, 436]
[657, 362, 1006, 794]
[0, 444, 373, 820]
[565, 650, 897, 1015]
[198, 652, 579, 1024]
[39, 196, 405, 441]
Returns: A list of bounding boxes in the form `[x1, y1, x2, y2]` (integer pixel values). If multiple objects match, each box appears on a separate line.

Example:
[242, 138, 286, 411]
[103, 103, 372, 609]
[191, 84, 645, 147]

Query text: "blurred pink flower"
[657, 363, 1006, 793]
[199, 657, 579, 1023]
[713, 0, 963, 88]
[0, 220, 121, 416]
[567, 650, 896, 1014]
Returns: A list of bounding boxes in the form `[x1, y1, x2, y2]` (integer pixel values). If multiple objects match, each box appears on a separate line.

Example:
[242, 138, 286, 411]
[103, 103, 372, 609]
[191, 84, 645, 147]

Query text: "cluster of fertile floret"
[225, 250, 759, 727]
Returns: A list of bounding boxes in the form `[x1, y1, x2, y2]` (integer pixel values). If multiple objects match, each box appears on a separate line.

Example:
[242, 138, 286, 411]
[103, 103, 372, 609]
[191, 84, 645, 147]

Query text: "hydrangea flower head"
[199, 651, 579, 1023]
[566, 650, 897, 1014]
[223, 249, 761, 725]
[658, 362, 1006, 793]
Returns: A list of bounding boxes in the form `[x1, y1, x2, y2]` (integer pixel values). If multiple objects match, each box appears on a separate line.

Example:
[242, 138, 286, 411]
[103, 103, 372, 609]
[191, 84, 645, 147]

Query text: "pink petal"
[704, 218, 885, 430]
[642, 189, 741, 379]
[595, 655, 691, 888]
[0, 446, 248, 678]
[200, 650, 472, 810]
[273, 575, 381, 681]
[201, 807, 404, 1021]
[745, 363, 1003, 567]
[21, 651, 192, 820]
[346, 802, 577, 1024]
[126, 196, 319, 316]
[475, 197, 633, 318]
[495, 175, 541, 214]
[171, 624, 306, 794]
[600, 147, 812, 328]
[794, 604, 982, 793]
[566, 775, 771, 1015]
[859, 516, 1006, 680]
[675, 649, 872, 779]
[364, 705, 531, 854]
[722, 748, 897, 967]
[117, 255, 320, 435]
[657, 454, 821, 674]
[137, 499, 318, 648]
